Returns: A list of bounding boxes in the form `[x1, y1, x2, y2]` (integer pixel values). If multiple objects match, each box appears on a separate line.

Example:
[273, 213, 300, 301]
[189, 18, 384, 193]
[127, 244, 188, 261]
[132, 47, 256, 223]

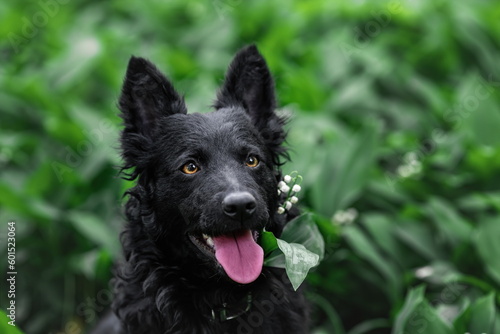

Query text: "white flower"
[284, 175, 292, 183]
[290, 196, 298, 204]
[346, 208, 358, 221]
[280, 184, 290, 193]
[415, 266, 434, 279]
[277, 207, 285, 214]
[292, 184, 301, 193]
[278, 181, 286, 189]
[397, 165, 412, 178]
[285, 201, 292, 210]
[409, 159, 420, 167]
[277, 189, 281, 196]
[332, 208, 358, 225]
[333, 211, 346, 224]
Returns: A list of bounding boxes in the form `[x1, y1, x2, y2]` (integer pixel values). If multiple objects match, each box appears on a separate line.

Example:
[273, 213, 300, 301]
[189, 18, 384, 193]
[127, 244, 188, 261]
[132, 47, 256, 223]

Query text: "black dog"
[93, 45, 308, 334]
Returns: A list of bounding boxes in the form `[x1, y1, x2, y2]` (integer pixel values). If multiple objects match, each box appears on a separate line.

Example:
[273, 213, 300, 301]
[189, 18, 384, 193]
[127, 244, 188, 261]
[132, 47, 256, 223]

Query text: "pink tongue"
[213, 230, 264, 284]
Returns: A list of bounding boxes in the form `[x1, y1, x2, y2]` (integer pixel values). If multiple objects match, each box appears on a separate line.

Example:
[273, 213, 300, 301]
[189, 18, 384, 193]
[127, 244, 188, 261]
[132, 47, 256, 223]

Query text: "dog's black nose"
[222, 192, 256, 221]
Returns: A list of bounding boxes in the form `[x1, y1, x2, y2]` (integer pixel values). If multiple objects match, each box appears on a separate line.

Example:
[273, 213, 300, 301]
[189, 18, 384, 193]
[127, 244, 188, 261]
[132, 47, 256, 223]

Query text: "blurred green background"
[1, 0, 500, 333]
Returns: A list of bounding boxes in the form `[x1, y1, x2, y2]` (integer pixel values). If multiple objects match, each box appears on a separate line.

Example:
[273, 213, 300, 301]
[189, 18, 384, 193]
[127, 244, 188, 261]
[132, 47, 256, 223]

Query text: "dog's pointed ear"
[215, 45, 287, 165]
[119, 57, 186, 173]
[119, 56, 186, 136]
[214, 45, 277, 129]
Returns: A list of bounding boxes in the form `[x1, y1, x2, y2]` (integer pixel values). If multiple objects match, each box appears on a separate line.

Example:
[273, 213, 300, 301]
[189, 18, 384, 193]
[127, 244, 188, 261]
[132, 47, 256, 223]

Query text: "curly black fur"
[91, 45, 308, 334]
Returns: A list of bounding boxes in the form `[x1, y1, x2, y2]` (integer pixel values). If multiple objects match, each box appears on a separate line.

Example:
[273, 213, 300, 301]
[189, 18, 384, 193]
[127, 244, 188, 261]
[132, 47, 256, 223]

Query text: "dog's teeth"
[201, 234, 214, 248]
[206, 236, 214, 248]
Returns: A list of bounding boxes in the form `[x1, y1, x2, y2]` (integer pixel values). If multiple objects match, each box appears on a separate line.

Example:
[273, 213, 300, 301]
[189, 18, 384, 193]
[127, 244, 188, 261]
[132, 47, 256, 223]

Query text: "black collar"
[210, 292, 253, 322]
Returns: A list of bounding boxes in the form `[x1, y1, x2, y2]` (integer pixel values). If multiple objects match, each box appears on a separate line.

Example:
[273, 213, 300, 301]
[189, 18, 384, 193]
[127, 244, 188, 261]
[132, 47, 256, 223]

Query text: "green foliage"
[1, 0, 499, 333]
[0, 310, 25, 334]
[263, 213, 324, 290]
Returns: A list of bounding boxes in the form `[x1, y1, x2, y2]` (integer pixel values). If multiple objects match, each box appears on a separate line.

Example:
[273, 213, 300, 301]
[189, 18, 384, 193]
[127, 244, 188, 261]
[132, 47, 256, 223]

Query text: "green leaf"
[310, 121, 380, 216]
[363, 214, 404, 265]
[276, 239, 320, 291]
[405, 300, 454, 334]
[263, 248, 286, 269]
[70, 249, 99, 279]
[347, 318, 390, 334]
[0, 311, 26, 334]
[467, 292, 496, 333]
[344, 225, 401, 302]
[263, 212, 325, 275]
[425, 197, 473, 245]
[307, 292, 346, 334]
[395, 222, 445, 261]
[260, 230, 279, 256]
[452, 299, 472, 334]
[67, 211, 119, 255]
[281, 212, 325, 261]
[393, 285, 426, 334]
[474, 217, 500, 285]
[393, 285, 454, 334]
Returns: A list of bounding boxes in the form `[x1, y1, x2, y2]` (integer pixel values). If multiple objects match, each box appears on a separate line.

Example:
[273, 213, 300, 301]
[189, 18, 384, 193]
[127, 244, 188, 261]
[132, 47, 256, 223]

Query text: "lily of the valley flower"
[277, 172, 303, 214]
[332, 208, 358, 225]
[280, 184, 290, 193]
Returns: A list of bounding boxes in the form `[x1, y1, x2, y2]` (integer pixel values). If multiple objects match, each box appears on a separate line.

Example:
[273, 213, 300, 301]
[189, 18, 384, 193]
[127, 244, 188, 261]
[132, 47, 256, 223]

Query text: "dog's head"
[119, 45, 287, 284]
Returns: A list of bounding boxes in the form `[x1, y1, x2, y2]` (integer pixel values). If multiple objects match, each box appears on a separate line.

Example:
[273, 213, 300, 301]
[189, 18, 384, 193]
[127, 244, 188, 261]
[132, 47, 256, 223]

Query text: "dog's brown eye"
[181, 162, 199, 174]
[245, 155, 259, 168]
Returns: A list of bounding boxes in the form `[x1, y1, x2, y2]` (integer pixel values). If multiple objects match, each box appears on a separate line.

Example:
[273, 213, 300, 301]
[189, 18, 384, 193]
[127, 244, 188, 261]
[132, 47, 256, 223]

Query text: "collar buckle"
[211, 292, 253, 322]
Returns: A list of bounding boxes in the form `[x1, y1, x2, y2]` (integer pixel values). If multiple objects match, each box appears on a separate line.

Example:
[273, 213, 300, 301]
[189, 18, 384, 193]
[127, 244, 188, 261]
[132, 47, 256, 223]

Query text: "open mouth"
[189, 230, 263, 284]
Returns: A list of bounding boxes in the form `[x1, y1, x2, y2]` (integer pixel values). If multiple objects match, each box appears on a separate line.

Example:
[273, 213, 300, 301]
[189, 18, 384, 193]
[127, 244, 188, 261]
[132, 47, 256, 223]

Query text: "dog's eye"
[181, 162, 199, 174]
[245, 155, 259, 168]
